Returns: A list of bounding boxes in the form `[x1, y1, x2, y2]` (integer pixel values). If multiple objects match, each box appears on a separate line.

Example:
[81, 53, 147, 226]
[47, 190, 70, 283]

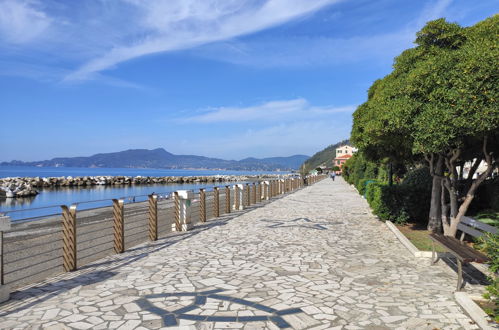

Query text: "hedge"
[364, 176, 431, 224]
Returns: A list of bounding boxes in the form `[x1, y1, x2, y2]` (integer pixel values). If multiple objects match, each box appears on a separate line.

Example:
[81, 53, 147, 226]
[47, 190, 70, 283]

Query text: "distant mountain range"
[2, 148, 309, 171]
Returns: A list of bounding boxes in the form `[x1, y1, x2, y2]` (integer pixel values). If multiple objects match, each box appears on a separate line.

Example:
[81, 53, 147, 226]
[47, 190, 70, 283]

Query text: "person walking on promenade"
[331, 172, 336, 181]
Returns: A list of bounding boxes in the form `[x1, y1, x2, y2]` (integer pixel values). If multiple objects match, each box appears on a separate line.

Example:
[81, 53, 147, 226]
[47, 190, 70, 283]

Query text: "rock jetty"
[0, 174, 290, 198]
[0, 182, 39, 198]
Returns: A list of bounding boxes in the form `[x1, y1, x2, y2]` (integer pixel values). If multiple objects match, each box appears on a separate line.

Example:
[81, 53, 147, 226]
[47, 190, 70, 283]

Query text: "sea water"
[0, 166, 288, 221]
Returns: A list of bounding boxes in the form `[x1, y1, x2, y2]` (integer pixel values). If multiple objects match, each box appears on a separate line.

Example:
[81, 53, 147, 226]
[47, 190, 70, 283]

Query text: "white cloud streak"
[65, 0, 338, 80]
[172, 120, 353, 159]
[0, 0, 51, 44]
[0, 0, 456, 83]
[180, 98, 356, 123]
[190, 0, 455, 68]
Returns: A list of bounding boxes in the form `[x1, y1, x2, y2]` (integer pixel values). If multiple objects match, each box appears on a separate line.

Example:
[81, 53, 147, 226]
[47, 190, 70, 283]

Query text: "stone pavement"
[0, 178, 480, 329]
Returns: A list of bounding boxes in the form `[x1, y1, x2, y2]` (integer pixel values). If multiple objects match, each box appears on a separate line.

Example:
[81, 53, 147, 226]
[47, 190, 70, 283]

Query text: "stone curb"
[385, 220, 447, 258]
[385, 220, 497, 330]
[454, 292, 497, 329]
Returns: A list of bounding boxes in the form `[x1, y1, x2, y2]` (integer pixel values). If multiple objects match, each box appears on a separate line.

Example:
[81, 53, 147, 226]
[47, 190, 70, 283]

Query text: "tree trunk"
[441, 180, 451, 234]
[442, 179, 459, 236]
[448, 195, 475, 236]
[427, 155, 443, 233]
[446, 136, 496, 237]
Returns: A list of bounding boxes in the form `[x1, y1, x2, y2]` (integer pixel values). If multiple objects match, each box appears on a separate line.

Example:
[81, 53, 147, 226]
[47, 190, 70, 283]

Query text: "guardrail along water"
[0, 175, 328, 291]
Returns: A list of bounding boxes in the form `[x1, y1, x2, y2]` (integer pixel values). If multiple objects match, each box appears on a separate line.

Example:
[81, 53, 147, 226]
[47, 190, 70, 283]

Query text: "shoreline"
[0, 173, 293, 186]
[0, 174, 296, 198]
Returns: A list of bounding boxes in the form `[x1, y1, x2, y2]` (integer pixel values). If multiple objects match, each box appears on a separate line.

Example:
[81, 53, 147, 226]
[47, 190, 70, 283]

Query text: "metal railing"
[1, 175, 328, 288]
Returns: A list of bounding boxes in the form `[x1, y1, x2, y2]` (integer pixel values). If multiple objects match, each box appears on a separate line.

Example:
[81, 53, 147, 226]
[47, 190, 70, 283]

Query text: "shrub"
[476, 233, 499, 322]
[365, 182, 397, 221]
[470, 177, 499, 213]
[394, 208, 410, 225]
[483, 177, 499, 211]
[357, 178, 377, 196]
[398, 184, 431, 224]
[343, 153, 385, 187]
[365, 181, 428, 224]
[403, 167, 432, 189]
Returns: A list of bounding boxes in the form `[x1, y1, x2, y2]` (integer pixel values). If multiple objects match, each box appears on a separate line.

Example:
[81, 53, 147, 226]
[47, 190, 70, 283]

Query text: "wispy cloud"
[66, 0, 338, 80]
[180, 98, 356, 123]
[0, 0, 458, 84]
[190, 0, 455, 68]
[417, 0, 454, 26]
[0, 0, 51, 44]
[191, 32, 413, 68]
[0, 0, 339, 82]
[170, 120, 353, 159]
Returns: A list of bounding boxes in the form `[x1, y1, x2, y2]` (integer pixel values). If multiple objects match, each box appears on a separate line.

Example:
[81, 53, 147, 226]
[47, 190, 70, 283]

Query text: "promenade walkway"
[0, 178, 479, 329]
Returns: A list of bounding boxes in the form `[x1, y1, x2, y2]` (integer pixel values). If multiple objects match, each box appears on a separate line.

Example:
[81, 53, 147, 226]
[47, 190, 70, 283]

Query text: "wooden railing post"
[225, 186, 231, 213]
[148, 194, 158, 241]
[257, 183, 262, 202]
[61, 204, 77, 272]
[246, 183, 250, 206]
[214, 187, 220, 217]
[174, 192, 181, 231]
[234, 185, 240, 210]
[199, 189, 206, 223]
[113, 199, 125, 254]
[252, 183, 256, 204]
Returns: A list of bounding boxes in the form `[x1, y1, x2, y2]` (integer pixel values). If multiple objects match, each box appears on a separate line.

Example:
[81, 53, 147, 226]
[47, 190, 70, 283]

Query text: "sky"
[0, 0, 497, 162]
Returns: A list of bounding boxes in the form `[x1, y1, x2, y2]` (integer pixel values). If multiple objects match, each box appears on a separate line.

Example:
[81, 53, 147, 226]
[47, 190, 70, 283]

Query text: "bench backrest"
[457, 216, 497, 241]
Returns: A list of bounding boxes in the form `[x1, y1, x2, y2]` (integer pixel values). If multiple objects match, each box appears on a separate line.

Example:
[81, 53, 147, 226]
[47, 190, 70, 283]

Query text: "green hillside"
[301, 139, 350, 172]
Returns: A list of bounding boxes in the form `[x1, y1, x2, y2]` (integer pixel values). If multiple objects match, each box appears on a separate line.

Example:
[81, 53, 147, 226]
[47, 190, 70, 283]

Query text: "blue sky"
[0, 0, 497, 162]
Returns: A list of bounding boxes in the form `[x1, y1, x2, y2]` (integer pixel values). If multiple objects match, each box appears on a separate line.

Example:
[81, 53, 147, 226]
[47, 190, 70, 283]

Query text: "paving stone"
[0, 179, 482, 329]
[68, 321, 94, 329]
[41, 308, 60, 320]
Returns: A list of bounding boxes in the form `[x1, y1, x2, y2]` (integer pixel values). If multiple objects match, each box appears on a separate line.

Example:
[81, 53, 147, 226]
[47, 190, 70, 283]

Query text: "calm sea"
[0, 165, 286, 178]
[0, 166, 289, 221]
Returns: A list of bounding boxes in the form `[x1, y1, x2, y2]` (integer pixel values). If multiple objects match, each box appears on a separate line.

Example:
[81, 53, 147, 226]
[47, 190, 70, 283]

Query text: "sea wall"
[0, 174, 289, 198]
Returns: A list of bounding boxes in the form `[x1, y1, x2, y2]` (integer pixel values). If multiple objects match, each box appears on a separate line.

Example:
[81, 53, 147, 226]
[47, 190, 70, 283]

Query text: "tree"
[411, 17, 499, 235]
[350, 16, 499, 235]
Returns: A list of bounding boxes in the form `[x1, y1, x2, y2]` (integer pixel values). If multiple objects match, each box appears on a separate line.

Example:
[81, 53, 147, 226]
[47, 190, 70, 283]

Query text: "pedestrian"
[332, 172, 336, 181]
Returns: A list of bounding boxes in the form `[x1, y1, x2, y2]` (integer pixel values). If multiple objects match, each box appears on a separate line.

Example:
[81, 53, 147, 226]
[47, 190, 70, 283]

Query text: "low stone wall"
[0, 174, 291, 198]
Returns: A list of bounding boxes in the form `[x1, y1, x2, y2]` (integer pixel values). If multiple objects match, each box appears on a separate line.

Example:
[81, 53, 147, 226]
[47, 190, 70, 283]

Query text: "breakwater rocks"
[0, 174, 290, 198]
[0, 182, 39, 198]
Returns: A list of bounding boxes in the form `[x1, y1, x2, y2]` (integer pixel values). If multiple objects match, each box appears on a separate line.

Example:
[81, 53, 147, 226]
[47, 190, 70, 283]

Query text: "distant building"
[458, 159, 496, 179]
[333, 145, 357, 173]
[335, 145, 357, 157]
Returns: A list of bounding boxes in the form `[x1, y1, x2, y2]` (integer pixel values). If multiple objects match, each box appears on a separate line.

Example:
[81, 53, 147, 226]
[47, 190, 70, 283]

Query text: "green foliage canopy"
[351, 15, 499, 163]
